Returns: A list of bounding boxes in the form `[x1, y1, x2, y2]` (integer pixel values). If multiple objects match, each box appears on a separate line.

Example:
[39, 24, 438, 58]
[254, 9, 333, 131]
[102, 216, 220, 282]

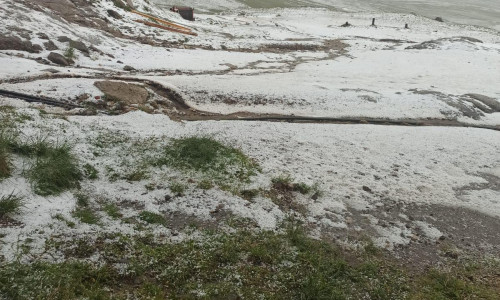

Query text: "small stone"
[123, 65, 135, 71]
[362, 186, 373, 193]
[41, 68, 60, 74]
[107, 9, 123, 19]
[435, 17, 444, 22]
[47, 52, 71, 66]
[69, 40, 89, 55]
[57, 36, 71, 43]
[43, 40, 58, 51]
[37, 32, 49, 40]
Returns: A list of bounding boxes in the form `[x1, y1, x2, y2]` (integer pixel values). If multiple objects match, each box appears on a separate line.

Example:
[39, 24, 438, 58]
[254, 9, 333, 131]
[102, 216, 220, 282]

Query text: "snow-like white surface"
[1, 107, 499, 259]
[0, 0, 499, 260]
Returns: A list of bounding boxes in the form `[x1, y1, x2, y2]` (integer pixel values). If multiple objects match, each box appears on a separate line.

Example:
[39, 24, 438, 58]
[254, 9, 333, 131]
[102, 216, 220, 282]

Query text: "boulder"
[0, 35, 43, 53]
[37, 32, 50, 40]
[47, 52, 71, 66]
[107, 9, 122, 19]
[44, 40, 59, 51]
[69, 40, 89, 55]
[57, 36, 71, 43]
[123, 65, 135, 71]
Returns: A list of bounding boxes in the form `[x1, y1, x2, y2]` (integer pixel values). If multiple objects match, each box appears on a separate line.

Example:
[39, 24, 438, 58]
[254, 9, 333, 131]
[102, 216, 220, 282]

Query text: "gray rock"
[69, 40, 89, 55]
[48, 52, 71, 66]
[123, 65, 135, 71]
[435, 17, 444, 22]
[43, 40, 58, 51]
[57, 36, 71, 43]
[107, 9, 122, 19]
[37, 32, 50, 40]
[42, 68, 60, 74]
[0, 35, 42, 53]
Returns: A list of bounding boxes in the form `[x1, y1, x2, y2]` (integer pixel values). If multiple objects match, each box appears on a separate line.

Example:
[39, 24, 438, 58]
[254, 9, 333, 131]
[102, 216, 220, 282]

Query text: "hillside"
[0, 0, 499, 298]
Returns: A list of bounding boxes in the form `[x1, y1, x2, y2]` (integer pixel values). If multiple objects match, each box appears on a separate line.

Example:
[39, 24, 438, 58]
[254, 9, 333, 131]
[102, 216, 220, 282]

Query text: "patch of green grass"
[89, 130, 130, 150]
[28, 143, 82, 196]
[414, 269, 498, 299]
[271, 174, 293, 186]
[103, 203, 122, 219]
[158, 136, 259, 187]
[82, 163, 98, 180]
[1, 225, 499, 299]
[124, 168, 148, 182]
[139, 211, 166, 225]
[74, 192, 90, 207]
[53, 213, 76, 228]
[0, 261, 114, 299]
[0, 192, 23, 218]
[240, 189, 259, 200]
[197, 179, 213, 190]
[0, 145, 11, 180]
[293, 182, 312, 194]
[73, 208, 100, 225]
[272, 175, 322, 198]
[64, 46, 75, 60]
[169, 182, 186, 196]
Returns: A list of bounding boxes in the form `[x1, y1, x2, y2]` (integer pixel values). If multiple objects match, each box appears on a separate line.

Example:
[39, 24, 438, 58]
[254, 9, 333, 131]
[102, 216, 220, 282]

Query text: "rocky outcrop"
[107, 9, 122, 19]
[0, 35, 43, 53]
[69, 40, 89, 55]
[44, 40, 59, 51]
[47, 52, 72, 66]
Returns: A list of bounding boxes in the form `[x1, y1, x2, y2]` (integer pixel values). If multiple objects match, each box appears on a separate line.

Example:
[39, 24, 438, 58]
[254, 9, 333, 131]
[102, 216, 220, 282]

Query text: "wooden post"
[372, 18, 375, 26]
[405, 23, 409, 29]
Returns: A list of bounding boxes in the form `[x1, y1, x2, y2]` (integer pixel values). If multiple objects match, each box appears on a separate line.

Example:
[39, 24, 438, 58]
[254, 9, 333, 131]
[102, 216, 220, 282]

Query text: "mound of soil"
[94, 81, 149, 105]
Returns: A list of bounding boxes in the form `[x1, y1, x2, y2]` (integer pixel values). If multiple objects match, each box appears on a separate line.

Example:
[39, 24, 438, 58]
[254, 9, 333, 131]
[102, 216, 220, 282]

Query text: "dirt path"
[1, 73, 499, 131]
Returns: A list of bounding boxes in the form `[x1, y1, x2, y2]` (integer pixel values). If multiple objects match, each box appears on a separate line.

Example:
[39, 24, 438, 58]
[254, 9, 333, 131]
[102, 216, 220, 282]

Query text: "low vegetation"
[169, 181, 186, 196]
[72, 208, 100, 225]
[64, 46, 75, 60]
[0, 224, 498, 299]
[0, 193, 23, 218]
[103, 203, 122, 219]
[158, 136, 259, 188]
[27, 143, 82, 196]
[138, 211, 166, 225]
[0, 132, 11, 180]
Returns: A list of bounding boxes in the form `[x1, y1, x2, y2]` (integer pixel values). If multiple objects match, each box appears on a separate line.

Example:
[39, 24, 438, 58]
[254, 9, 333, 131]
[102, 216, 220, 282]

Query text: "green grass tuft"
[28, 143, 82, 196]
[0, 145, 10, 180]
[197, 179, 214, 190]
[0, 130, 16, 180]
[64, 46, 75, 60]
[139, 211, 166, 225]
[83, 163, 98, 180]
[0, 192, 24, 218]
[74, 192, 90, 207]
[170, 182, 186, 196]
[158, 136, 259, 187]
[103, 203, 122, 219]
[72, 208, 100, 225]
